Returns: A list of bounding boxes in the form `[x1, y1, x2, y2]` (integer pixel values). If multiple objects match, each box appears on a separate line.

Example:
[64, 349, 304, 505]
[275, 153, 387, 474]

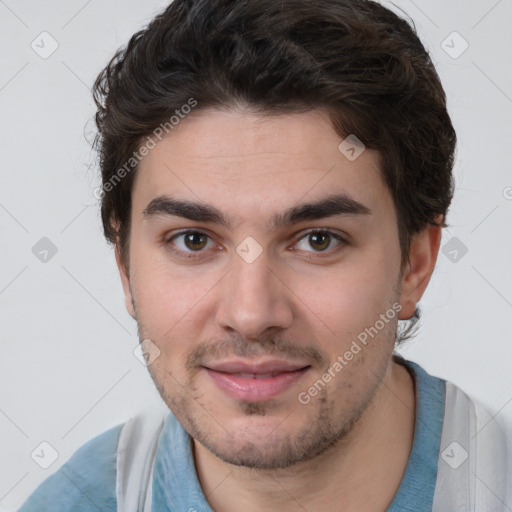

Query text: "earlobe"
[398, 217, 443, 320]
[115, 245, 136, 319]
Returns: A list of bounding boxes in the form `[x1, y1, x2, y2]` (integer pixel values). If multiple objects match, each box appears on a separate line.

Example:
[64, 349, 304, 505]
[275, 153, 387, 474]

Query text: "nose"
[214, 247, 294, 340]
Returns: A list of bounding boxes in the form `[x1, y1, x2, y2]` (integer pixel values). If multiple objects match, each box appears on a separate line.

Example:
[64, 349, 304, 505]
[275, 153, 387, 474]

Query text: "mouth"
[202, 359, 311, 402]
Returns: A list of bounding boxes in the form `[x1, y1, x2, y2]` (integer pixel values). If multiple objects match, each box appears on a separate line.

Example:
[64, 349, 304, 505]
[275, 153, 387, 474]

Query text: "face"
[119, 108, 413, 470]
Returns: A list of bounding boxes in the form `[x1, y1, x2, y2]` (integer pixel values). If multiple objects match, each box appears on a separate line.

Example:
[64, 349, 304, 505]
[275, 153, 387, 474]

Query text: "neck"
[193, 358, 416, 512]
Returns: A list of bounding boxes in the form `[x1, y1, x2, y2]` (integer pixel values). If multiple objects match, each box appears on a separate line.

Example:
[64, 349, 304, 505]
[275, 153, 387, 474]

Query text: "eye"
[165, 230, 218, 258]
[294, 230, 346, 255]
[164, 229, 347, 260]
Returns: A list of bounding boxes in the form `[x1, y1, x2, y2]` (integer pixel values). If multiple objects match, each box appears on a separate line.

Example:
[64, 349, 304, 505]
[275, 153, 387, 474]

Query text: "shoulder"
[457, 383, 512, 468]
[18, 423, 123, 512]
[444, 379, 511, 448]
[438, 380, 512, 508]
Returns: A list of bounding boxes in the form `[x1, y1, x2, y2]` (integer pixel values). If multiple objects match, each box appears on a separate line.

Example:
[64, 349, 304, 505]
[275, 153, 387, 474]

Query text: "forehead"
[132, 108, 392, 227]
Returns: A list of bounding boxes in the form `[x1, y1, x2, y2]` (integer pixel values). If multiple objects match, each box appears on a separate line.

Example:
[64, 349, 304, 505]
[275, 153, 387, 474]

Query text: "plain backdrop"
[0, 0, 511, 509]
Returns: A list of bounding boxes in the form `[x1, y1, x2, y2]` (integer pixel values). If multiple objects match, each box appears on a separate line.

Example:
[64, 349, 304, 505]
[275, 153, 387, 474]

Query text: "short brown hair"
[92, 0, 456, 344]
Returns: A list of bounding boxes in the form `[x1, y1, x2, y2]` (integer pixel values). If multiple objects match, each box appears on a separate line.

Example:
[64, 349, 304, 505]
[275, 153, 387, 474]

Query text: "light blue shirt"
[18, 357, 446, 511]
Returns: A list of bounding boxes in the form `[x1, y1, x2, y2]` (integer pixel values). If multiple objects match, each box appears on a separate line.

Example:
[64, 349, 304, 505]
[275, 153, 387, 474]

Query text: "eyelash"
[163, 229, 348, 260]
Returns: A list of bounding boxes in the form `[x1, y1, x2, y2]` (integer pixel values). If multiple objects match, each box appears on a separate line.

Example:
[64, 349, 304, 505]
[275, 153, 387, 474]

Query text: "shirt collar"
[386, 356, 446, 511]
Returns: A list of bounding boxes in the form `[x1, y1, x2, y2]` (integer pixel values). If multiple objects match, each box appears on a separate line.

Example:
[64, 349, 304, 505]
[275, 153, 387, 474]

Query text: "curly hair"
[92, 0, 456, 346]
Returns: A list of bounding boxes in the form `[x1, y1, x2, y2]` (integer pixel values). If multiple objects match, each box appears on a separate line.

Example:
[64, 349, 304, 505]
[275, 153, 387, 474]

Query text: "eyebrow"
[142, 193, 372, 231]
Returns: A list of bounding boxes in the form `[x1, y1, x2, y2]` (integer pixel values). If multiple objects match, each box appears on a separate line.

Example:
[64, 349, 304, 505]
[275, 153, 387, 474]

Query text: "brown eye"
[166, 230, 217, 259]
[294, 230, 345, 255]
[183, 232, 208, 251]
[308, 232, 331, 251]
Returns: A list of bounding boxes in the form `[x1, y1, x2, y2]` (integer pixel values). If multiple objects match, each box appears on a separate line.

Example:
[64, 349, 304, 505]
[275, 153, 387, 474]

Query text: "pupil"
[311, 232, 329, 251]
[185, 232, 206, 250]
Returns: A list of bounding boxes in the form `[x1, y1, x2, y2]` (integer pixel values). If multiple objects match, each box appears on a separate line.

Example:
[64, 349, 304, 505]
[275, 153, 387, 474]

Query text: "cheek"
[130, 244, 198, 319]
[294, 251, 399, 358]
[308, 263, 394, 324]
[129, 249, 219, 362]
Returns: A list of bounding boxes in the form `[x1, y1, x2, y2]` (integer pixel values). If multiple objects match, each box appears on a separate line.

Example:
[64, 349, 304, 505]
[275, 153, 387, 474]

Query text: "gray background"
[0, 0, 511, 509]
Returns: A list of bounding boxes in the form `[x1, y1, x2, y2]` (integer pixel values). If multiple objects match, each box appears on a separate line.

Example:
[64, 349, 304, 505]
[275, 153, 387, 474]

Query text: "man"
[18, 0, 511, 511]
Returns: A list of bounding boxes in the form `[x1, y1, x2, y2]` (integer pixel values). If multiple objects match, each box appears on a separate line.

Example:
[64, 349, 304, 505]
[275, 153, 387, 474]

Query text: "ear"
[398, 215, 443, 320]
[115, 245, 136, 319]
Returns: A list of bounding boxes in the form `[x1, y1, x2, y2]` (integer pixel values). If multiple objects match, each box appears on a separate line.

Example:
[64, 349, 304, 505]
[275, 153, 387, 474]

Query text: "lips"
[203, 359, 311, 402]
[204, 359, 309, 375]
[230, 372, 284, 379]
